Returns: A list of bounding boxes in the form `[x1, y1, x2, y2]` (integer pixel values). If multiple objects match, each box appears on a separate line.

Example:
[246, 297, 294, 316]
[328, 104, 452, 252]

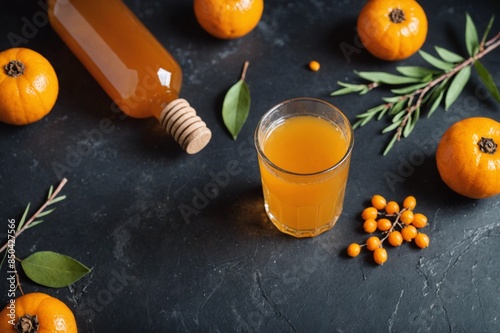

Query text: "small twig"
[389, 31, 500, 141]
[0, 178, 68, 254]
[240, 61, 250, 81]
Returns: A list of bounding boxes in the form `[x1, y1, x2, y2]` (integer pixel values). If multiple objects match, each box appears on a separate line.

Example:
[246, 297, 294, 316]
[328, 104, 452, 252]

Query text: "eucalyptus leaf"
[445, 65, 472, 110]
[419, 50, 454, 71]
[21, 251, 91, 288]
[354, 71, 422, 84]
[465, 13, 479, 56]
[434, 46, 465, 63]
[474, 61, 500, 102]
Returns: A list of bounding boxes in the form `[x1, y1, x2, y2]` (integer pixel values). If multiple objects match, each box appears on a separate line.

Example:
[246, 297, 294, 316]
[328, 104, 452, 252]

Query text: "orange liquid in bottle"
[47, 0, 211, 153]
[258, 116, 350, 237]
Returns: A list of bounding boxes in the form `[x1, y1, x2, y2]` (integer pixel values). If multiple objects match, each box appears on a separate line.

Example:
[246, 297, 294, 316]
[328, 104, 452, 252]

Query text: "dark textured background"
[1, 0, 500, 332]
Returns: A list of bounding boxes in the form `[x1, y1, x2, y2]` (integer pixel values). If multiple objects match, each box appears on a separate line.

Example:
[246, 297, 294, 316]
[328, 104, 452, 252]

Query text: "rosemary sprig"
[331, 13, 500, 155]
[0, 178, 68, 264]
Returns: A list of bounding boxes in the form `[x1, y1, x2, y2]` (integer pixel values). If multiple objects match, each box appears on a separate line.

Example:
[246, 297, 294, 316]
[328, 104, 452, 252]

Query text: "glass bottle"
[47, 0, 211, 154]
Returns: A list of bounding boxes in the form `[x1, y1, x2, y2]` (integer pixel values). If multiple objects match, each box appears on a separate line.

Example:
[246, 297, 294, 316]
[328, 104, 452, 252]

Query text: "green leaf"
[427, 90, 444, 118]
[47, 185, 54, 199]
[35, 208, 56, 219]
[391, 111, 406, 124]
[222, 80, 250, 140]
[382, 96, 401, 103]
[403, 109, 419, 138]
[445, 66, 472, 110]
[383, 133, 398, 156]
[389, 99, 407, 115]
[21, 251, 91, 288]
[480, 15, 495, 47]
[331, 81, 371, 96]
[26, 220, 44, 229]
[382, 120, 402, 133]
[354, 71, 422, 84]
[17, 203, 31, 232]
[396, 66, 440, 78]
[465, 13, 479, 56]
[419, 50, 454, 71]
[474, 61, 500, 102]
[222, 62, 251, 140]
[47, 195, 66, 205]
[434, 46, 465, 63]
[391, 82, 428, 94]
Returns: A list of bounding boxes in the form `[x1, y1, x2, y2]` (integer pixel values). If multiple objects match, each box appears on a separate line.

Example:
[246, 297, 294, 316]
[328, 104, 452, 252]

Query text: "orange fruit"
[0, 48, 59, 125]
[357, 0, 428, 61]
[436, 117, 500, 199]
[0, 292, 78, 333]
[194, 0, 264, 39]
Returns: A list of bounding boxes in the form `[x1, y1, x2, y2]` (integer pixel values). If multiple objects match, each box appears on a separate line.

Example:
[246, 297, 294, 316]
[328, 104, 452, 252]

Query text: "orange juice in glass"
[255, 98, 354, 238]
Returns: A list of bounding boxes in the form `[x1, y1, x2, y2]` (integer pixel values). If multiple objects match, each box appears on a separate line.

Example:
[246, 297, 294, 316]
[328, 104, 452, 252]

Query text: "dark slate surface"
[1, 0, 500, 332]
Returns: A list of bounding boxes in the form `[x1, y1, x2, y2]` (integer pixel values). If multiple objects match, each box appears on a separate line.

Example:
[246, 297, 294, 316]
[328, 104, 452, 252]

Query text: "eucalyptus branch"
[331, 14, 500, 155]
[0, 178, 68, 255]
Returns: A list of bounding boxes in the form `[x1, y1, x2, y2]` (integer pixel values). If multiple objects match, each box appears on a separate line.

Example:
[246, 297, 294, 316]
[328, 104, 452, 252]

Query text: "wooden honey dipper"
[160, 99, 212, 154]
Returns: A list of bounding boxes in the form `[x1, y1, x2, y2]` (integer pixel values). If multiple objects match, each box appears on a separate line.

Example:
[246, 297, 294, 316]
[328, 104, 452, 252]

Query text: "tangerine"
[0, 48, 59, 125]
[357, 0, 428, 61]
[194, 0, 264, 39]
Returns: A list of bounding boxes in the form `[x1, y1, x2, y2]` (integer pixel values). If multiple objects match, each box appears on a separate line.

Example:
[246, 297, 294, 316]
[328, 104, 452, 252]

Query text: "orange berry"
[366, 236, 381, 251]
[385, 201, 400, 215]
[361, 207, 378, 220]
[401, 225, 418, 242]
[363, 219, 378, 233]
[400, 210, 414, 225]
[373, 247, 388, 265]
[347, 243, 361, 257]
[371, 194, 387, 210]
[308, 60, 320, 72]
[415, 233, 430, 249]
[377, 218, 392, 232]
[388, 230, 403, 247]
[412, 213, 428, 228]
[403, 195, 417, 210]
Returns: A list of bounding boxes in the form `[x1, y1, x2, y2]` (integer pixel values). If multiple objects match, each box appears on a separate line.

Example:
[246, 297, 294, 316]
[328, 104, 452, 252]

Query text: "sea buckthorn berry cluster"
[346, 194, 430, 265]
